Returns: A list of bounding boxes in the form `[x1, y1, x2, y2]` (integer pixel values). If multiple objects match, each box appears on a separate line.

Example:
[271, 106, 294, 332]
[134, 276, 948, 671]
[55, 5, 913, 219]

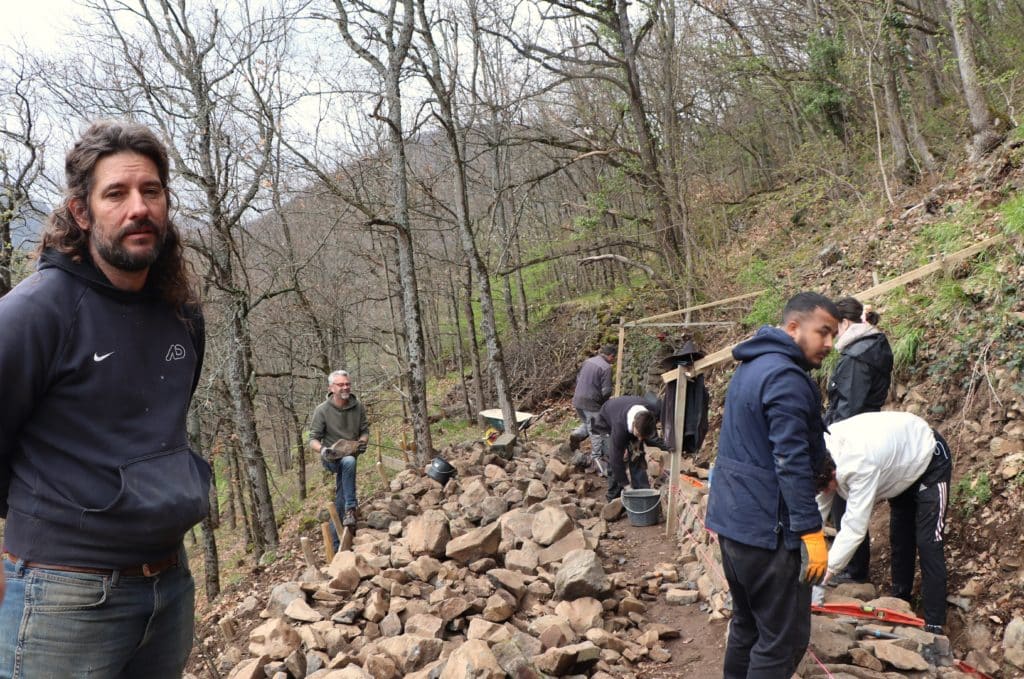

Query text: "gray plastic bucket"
[621, 488, 662, 527]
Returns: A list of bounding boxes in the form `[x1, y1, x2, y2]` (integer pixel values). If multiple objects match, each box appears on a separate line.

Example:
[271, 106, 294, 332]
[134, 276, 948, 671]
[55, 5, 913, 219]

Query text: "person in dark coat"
[569, 345, 617, 473]
[590, 395, 666, 502]
[706, 292, 839, 679]
[825, 297, 893, 425]
[824, 296, 894, 585]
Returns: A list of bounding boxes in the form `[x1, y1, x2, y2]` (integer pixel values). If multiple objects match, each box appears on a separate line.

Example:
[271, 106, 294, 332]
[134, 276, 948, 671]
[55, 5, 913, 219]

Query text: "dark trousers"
[889, 430, 952, 626]
[719, 536, 812, 679]
[606, 445, 650, 501]
[830, 495, 870, 580]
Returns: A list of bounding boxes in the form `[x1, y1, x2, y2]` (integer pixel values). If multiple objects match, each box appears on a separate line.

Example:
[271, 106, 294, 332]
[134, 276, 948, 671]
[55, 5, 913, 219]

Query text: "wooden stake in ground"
[218, 617, 236, 644]
[326, 502, 353, 552]
[665, 366, 689, 537]
[614, 317, 626, 397]
[300, 536, 316, 568]
[321, 522, 335, 563]
[376, 430, 389, 487]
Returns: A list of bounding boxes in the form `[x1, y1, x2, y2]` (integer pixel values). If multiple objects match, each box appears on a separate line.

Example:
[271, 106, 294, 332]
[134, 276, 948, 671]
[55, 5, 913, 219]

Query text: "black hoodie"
[0, 249, 210, 568]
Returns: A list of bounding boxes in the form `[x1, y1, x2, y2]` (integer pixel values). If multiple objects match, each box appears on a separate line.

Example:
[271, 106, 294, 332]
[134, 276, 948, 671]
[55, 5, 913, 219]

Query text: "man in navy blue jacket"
[706, 292, 839, 678]
[0, 121, 209, 678]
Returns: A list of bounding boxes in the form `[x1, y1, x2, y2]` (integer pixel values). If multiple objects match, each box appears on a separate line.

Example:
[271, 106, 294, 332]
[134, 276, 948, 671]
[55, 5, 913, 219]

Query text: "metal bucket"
[621, 488, 662, 527]
[426, 456, 456, 486]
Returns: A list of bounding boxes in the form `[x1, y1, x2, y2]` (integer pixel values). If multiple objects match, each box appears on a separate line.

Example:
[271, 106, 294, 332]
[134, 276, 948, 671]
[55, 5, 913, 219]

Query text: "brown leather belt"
[4, 551, 179, 577]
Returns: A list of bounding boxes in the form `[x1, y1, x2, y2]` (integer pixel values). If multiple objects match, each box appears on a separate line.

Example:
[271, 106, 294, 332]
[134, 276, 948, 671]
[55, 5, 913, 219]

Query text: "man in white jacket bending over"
[815, 411, 952, 634]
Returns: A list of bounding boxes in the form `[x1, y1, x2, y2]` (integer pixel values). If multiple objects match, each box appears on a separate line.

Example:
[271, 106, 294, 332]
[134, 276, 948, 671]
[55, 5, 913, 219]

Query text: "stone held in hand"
[324, 439, 361, 460]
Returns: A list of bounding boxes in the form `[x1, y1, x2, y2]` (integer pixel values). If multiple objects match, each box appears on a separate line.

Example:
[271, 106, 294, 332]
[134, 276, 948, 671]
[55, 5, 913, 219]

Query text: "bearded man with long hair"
[0, 120, 210, 678]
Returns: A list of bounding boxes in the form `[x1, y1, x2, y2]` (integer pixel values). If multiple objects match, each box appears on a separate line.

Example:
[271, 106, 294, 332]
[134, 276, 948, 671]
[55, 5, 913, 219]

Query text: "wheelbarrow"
[479, 408, 535, 445]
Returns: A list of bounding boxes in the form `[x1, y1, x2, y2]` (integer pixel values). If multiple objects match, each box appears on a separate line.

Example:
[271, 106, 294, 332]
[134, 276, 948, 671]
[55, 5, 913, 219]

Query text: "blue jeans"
[0, 551, 195, 679]
[573, 408, 608, 461]
[326, 455, 358, 549]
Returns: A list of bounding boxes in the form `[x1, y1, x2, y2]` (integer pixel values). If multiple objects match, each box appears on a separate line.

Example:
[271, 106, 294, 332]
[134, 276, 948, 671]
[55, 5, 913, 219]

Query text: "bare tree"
[0, 51, 46, 297]
[328, 0, 434, 463]
[494, 1, 689, 278]
[412, 0, 519, 433]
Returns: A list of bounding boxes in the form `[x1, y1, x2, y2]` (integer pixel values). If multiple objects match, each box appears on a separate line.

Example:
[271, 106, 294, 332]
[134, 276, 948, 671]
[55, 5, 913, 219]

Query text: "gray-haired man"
[309, 370, 369, 548]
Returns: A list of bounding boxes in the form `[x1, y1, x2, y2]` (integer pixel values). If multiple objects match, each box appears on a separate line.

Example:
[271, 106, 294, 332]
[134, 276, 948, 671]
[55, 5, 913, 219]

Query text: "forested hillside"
[3, 1, 1024, 671]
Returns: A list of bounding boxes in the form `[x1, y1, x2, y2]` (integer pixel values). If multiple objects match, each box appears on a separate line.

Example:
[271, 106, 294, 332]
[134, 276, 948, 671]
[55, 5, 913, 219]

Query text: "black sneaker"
[924, 624, 944, 636]
[343, 509, 357, 527]
[828, 571, 869, 587]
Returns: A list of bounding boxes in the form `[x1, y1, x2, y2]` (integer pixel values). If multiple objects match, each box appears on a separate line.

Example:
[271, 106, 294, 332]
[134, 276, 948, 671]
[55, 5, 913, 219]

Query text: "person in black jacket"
[0, 121, 209, 678]
[825, 297, 893, 425]
[591, 396, 666, 502]
[824, 296, 894, 585]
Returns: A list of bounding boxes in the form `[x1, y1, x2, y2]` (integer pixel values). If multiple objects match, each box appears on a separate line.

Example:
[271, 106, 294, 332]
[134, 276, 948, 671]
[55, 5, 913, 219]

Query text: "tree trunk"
[230, 445, 251, 542]
[945, 0, 1003, 159]
[334, 0, 433, 465]
[447, 266, 473, 423]
[224, 441, 237, 530]
[880, 37, 914, 182]
[292, 409, 307, 501]
[187, 408, 220, 601]
[913, 0, 945, 109]
[416, 2, 518, 433]
[613, 0, 683, 266]
[463, 262, 486, 426]
[899, 64, 939, 172]
[224, 299, 278, 556]
[0, 219, 11, 298]
[392, 223, 432, 465]
[514, 236, 529, 332]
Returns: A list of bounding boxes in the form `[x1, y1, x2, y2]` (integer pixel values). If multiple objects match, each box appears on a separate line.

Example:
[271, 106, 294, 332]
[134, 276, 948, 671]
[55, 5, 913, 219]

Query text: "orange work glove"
[799, 530, 828, 585]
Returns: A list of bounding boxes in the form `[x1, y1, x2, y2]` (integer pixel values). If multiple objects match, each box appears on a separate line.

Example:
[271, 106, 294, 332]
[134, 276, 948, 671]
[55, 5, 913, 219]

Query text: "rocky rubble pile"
[196, 432, 1024, 679]
[212, 440, 688, 679]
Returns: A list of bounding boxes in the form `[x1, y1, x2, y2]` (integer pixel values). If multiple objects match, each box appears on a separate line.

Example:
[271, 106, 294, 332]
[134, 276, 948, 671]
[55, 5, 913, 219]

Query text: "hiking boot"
[343, 508, 357, 527]
[569, 432, 586, 451]
[924, 624, 944, 636]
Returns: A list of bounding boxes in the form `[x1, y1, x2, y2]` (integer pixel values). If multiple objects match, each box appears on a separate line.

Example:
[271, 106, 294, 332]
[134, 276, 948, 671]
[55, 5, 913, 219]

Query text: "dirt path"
[602, 518, 728, 677]
[576, 457, 728, 677]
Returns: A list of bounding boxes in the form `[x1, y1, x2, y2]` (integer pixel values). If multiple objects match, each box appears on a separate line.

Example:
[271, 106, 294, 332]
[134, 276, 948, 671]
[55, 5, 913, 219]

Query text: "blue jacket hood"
[733, 326, 814, 371]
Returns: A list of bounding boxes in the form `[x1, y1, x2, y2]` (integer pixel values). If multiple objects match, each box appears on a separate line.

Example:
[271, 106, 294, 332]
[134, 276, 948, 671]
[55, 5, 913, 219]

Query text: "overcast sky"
[0, 0, 86, 52]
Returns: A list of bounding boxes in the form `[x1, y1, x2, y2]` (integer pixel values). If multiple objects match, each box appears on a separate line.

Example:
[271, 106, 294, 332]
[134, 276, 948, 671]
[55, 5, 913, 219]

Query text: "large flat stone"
[446, 520, 502, 563]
